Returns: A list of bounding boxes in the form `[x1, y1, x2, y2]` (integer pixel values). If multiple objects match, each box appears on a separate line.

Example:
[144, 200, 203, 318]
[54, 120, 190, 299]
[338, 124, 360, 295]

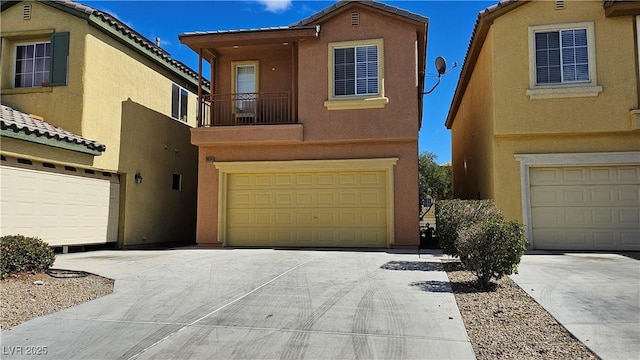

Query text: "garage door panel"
[532, 185, 639, 206]
[530, 165, 640, 250]
[225, 169, 388, 247]
[621, 232, 640, 246]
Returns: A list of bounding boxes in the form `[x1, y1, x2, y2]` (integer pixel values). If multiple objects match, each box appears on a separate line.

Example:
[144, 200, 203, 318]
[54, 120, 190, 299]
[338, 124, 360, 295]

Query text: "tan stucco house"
[446, 0, 640, 250]
[0, 0, 205, 249]
[180, 0, 428, 248]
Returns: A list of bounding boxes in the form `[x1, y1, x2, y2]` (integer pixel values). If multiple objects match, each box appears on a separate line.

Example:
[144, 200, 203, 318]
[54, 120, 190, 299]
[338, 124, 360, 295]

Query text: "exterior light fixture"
[134, 172, 143, 184]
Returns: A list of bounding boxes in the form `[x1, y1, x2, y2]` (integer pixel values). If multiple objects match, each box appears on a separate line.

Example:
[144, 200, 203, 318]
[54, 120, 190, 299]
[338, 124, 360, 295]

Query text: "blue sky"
[84, 0, 496, 164]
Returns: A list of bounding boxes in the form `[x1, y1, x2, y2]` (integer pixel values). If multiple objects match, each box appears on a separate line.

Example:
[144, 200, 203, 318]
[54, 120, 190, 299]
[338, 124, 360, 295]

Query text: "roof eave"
[445, 1, 529, 129]
[179, 27, 318, 59]
[604, 1, 640, 17]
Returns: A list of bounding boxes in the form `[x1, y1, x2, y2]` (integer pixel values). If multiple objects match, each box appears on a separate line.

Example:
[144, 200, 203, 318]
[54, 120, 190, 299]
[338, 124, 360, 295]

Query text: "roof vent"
[23, 4, 31, 20]
[351, 13, 360, 26]
[555, 0, 565, 10]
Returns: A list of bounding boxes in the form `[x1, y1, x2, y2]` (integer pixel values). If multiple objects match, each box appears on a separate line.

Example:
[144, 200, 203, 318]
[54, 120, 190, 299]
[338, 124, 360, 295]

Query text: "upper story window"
[334, 45, 378, 96]
[15, 42, 51, 88]
[535, 28, 588, 84]
[171, 84, 188, 122]
[6, 32, 69, 90]
[527, 22, 602, 99]
[325, 38, 388, 110]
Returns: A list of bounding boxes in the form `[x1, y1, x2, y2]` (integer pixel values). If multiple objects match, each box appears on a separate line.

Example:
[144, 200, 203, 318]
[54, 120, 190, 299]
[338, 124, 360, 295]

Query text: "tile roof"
[445, 0, 526, 128]
[181, 26, 293, 37]
[290, 0, 429, 27]
[6, 0, 209, 88]
[0, 104, 106, 153]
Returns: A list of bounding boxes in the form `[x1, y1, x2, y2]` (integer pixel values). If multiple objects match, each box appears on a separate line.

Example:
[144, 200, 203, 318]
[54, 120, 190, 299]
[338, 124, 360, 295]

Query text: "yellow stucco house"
[446, 0, 639, 251]
[0, 0, 205, 249]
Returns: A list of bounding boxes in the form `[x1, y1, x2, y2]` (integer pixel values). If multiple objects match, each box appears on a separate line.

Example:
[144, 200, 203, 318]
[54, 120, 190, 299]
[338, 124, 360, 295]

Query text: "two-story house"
[0, 0, 205, 249]
[446, 0, 639, 251]
[180, 0, 428, 248]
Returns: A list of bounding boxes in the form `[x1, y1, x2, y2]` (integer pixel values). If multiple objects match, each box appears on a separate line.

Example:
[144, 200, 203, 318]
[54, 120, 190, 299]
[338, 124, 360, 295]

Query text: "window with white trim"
[15, 42, 50, 88]
[334, 45, 378, 96]
[526, 22, 601, 99]
[534, 28, 589, 84]
[171, 84, 188, 122]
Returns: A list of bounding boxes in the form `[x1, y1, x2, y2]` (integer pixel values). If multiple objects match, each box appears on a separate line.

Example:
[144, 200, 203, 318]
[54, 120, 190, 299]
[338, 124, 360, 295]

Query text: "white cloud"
[256, 0, 292, 13]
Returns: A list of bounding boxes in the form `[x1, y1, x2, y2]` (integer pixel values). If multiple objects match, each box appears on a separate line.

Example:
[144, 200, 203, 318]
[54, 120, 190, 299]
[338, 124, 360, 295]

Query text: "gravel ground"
[444, 261, 599, 360]
[0, 271, 114, 329]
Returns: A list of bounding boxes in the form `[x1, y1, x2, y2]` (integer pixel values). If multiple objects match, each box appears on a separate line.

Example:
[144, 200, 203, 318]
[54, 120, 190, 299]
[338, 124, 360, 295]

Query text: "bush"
[1, 235, 55, 279]
[435, 199, 503, 257]
[455, 220, 527, 288]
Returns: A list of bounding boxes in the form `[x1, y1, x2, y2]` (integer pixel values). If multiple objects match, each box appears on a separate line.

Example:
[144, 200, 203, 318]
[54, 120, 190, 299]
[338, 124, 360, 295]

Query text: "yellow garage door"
[226, 170, 388, 247]
[530, 166, 640, 250]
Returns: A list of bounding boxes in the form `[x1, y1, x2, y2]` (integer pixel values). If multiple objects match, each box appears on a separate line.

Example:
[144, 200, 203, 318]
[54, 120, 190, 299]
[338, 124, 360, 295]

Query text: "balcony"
[198, 92, 294, 127]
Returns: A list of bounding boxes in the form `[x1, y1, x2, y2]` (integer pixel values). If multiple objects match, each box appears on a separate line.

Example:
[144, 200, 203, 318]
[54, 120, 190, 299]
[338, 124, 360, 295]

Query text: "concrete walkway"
[511, 252, 640, 360]
[1, 249, 475, 360]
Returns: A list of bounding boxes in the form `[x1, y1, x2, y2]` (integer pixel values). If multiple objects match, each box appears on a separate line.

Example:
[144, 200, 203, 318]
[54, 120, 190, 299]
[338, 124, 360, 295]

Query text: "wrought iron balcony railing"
[198, 92, 293, 127]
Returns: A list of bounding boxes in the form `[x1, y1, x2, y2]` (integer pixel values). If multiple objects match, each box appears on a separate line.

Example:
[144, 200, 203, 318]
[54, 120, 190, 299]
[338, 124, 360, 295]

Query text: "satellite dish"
[435, 56, 447, 76]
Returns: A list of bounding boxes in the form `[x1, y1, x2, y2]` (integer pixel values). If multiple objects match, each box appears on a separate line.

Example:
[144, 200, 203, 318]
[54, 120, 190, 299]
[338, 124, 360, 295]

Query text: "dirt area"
[1, 271, 113, 329]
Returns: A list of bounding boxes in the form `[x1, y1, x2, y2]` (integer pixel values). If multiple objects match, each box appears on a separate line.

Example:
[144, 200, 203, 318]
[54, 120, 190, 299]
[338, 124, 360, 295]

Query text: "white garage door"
[0, 157, 120, 247]
[530, 166, 640, 250]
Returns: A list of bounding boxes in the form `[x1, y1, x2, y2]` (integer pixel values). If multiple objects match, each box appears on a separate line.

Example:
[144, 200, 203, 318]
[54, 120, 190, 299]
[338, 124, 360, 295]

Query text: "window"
[15, 42, 50, 88]
[9, 32, 69, 89]
[172, 173, 182, 191]
[325, 38, 387, 110]
[535, 29, 588, 84]
[171, 84, 188, 122]
[527, 22, 601, 99]
[334, 45, 378, 96]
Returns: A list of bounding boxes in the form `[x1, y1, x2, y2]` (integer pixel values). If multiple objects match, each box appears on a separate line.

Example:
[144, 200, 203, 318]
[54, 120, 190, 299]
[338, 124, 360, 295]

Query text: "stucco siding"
[118, 100, 198, 246]
[450, 28, 495, 201]
[195, 141, 419, 247]
[1, 2, 86, 135]
[212, 46, 292, 95]
[297, 7, 421, 142]
[1, 1, 200, 247]
[492, 0, 638, 136]
[83, 29, 198, 172]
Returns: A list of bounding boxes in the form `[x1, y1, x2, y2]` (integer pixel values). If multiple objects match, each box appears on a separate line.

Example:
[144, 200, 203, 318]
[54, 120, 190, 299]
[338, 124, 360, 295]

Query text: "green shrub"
[1, 235, 55, 279]
[435, 199, 503, 257]
[455, 220, 527, 288]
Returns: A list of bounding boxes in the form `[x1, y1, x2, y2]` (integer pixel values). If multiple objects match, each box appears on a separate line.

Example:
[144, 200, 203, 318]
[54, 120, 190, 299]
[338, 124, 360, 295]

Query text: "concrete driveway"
[1, 249, 475, 360]
[511, 252, 640, 360]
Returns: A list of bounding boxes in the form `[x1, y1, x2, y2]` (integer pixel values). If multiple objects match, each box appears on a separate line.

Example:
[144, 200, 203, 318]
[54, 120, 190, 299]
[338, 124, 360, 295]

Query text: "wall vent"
[23, 4, 31, 20]
[555, 0, 565, 10]
[351, 13, 360, 26]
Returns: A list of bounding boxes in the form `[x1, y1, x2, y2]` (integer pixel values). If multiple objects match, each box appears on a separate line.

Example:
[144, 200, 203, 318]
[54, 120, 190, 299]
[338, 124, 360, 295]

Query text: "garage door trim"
[214, 158, 398, 247]
[515, 152, 640, 248]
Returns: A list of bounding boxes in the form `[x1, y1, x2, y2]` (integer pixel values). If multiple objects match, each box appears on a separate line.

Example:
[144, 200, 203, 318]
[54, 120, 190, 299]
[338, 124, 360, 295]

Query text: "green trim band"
[1, 130, 103, 156]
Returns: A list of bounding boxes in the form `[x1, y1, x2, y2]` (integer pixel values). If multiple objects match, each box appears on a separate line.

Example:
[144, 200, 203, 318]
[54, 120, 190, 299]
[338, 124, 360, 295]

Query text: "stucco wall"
[213, 45, 292, 95]
[1, 2, 86, 135]
[195, 141, 419, 247]
[492, 0, 638, 135]
[1, 1, 200, 247]
[119, 100, 198, 246]
[451, 0, 640, 222]
[297, 7, 421, 142]
[450, 28, 495, 201]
